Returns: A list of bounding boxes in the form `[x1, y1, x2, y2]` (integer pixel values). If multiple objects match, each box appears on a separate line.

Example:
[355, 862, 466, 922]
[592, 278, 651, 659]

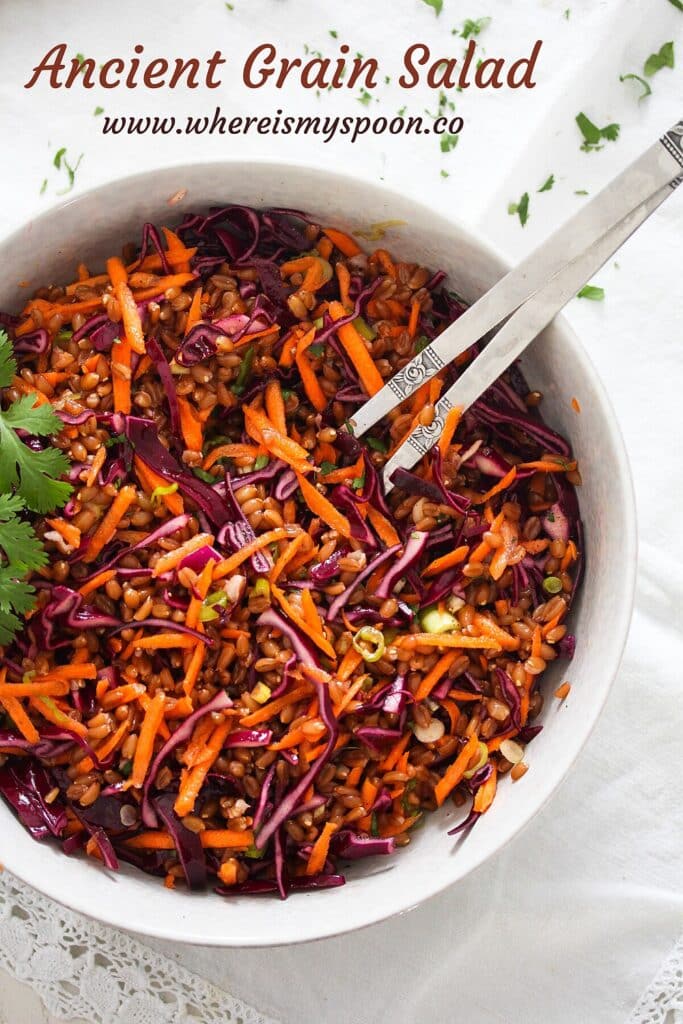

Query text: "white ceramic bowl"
[0, 162, 636, 946]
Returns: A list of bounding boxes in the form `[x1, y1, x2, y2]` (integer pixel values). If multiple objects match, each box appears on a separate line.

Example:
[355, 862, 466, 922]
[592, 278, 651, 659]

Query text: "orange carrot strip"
[336, 262, 352, 308]
[475, 466, 518, 505]
[320, 454, 363, 485]
[517, 459, 577, 473]
[265, 379, 287, 435]
[295, 330, 327, 413]
[106, 256, 128, 287]
[334, 675, 368, 716]
[294, 472, 352, 539]
[301, 587, 324, 636]
[554, 681, 571, 700]
[129, 693, 166, 788]
[134, 456, 185, 516]
[399, 634, 500, 651]
[45, 518, 81, 549]
[436, 405, 463, 459]
[152, 533, 215, 577]
[77, 569, 117, 598]
[0, 693, 39, 743]
[407, 298, 420, 339]
[272, 584, 337, 660]
[243, 405, 312, 473]
[323, 227, 362, 257]
[101, 683, 146, 710]
[473, 766, 497, 813]
[125, 829, 254, 850]
[268, 727, 306, 751]
[381, 733, 411, 772]
[174, 718, 233, 816]
[185, 559, 215, 631]
[269, 531, 310, 584]
[29, 696, 88, 738]
[329, 301, 384, 396]
[181, 642, 205, 698]
[212, 527, 293, 580]
[337, 647, 363, 683]
[184, 287, 203, 336]
[472, 613, 520, 652]
[177, 396, 204, 452]
[202, 443, 261, 470]
[434, 733, 480, 806]
[76, 718, 130, 776]
[239, 685, 311, 728]
[423, 545, 469, 578]
[133, 634, 201, 651]
[306, 821, 338, 875]
[447, 689, 483, 702]
[366, 506, 401, 547]
[108, 257, 147, 355]
[561, 540, 578, 571]
[112, 335, 132, 414]
[84, 445, 107, 488]
[531, 626, 542, 660]
[414, 651, 459, 702]
[81, 485, 137, 564]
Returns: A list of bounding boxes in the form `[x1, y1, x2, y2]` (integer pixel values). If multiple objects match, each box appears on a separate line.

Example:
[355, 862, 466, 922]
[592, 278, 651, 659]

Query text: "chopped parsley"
[458, 16, 491, 38]
[508, 192, 530, 226]
[357, 89, 372, 105]
[538, 174, 555, 192]
[39, 178, 48, 195]
[577, 284, 605, 301]
[94, 105, 104, 116]
[574, 189, 589, 195]
[52, 146, 83, 195]
[421, 0, 443, 14]
[668, 0, 683, 9]
[440, 169, 450, 178]
[329, 29, 338, 38]
[440, 133, 459, 153]
[644, 41, 674, 77]
[619, 73, 652, 101]
[575, 112, 620, 152]
[415, 335, 431, 354]
[320, 461, 337, 476]
[366, 437, 388, 453]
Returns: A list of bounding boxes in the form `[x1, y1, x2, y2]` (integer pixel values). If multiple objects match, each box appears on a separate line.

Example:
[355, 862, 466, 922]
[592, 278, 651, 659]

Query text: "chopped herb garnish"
[508, 192, 530, 226]
[619, 72, 651, 100]
[644, 41, 674, 77]
[39, 178, 48, 195]
[53, 147, 66, 170]
[254, 454, 270, 470]
[440, 169, 450, 178]
[577, 284, 605, 301]
[421, 0, 443, 14]
[94, 105, 104, 116]
[320, 460, 338, 476]
[415, 335, 431, 354]
[397, 105, 407, 116]
[459, 16, 491, 38]
[538, 174, 555, 192]
[564, 7, 570, 17]
[307, 343, 325, 357]
[574, 189, 589, 195]
[357, 89, 372, 105]
[440, 133, 459, 153]
[351, 475, 365, 491]
[575, 112, 620, 152]
[230, 345, 255, 395]
[366, 437, 388, 453]
[329, 29, 338, 37]
[668, 0, 683, 9]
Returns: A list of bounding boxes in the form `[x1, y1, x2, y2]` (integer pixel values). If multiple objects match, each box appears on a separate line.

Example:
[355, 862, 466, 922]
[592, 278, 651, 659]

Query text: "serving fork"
[348, 119, 683, 491]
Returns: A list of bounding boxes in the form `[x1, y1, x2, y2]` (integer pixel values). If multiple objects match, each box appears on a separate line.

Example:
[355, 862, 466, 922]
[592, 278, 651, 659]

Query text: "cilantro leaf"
[508, 192, 530, 226]
[644, 41, 674, 77]
[575, 112, 620, 151]
[0, 332, 72, 512]
[0, 495, 47, 572]
[440, 133, 459, 153]
[538, 174, 555, 192]
[620, 72, 652, 100]
[668, 0, 683, 9]
[459, 16, 491, 38]
[577, 284, 605, 301]
[421, 0, 443, 13]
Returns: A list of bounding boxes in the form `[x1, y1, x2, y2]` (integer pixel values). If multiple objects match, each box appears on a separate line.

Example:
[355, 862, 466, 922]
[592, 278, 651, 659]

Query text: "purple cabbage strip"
[256, 608, 319, 668]
[145, 335, 181, 439]
[327, 544, 400, 621]
[374, 530, 428, 599]
[331, 830, 396, 860]
[153, 793, 207, 890]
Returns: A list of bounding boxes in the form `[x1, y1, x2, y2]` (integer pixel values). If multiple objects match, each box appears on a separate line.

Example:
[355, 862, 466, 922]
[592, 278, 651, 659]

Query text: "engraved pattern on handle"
[386, 347, 446, 403]
[660, 120, 683, 169]
[404, 396, 454, 457]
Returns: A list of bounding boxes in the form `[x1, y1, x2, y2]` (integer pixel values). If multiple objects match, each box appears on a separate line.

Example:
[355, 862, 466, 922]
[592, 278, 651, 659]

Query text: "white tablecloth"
[0, 1, 681, 1021]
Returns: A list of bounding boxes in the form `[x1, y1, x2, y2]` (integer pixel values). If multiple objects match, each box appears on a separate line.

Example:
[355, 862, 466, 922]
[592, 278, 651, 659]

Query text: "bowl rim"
[0, 157, 637, 946]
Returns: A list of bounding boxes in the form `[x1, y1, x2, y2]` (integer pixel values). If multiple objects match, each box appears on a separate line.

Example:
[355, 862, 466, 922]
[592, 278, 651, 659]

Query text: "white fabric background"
[0, 1, 681, 1021]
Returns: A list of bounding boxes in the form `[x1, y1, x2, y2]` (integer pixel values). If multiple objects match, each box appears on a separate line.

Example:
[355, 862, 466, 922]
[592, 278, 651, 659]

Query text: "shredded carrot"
[212, 527, 293, 580]
[125, 829, 254, 850]
[243, 404, 312, 473]
[0, 678, 68, 698]
[399, 633, 501, 651]
[328, 301, 384, 396]
[571, 397, 581, 414]
[554, 681, 571, 700]
[129, 693, 166, 788]
[202, 444, 261, 470]
[334, 675, 368, 716]
[433, 733, 479, 806]
[365, 506, 400, 547]
[101, 683, 145, 710]
[82, 485, 136, 564]
[77, 569, 117, 598]
[475, 466, 518, 504]
[239, 685, 311, 728]
[176, 395, 204, 452]
[185, 558, 214, 631]
[296, 335, 328, 414]
[473, 766, 497, 813]
[323, 227, 362, 257]
[381, 732, 411, 772]
[107, 256, 147, 355]
[414, 651, 459, 702]
[407, 298, 421, 339]
[45, 517, 81, 550]
[272, 584, 337, 660]
[335, 262, 352, 308]
[294, 472, 352, 539]
[0, 693, 39, 744]
[320, 454, 363, 485]
[337, 647, 363, 683]
[174, 718, 233, 816]
[29, 696, 88, 738]
[134, 456, 185, 516]
[184, 287, 203, 336]
[518, 459, 577, 473]
[423, 545, 469, 578]
[181, 642, 206, 697]
[264, 379, 287, 434]
[152, 532, 215, 577]
[269, 531, 310, 584]
[561, 540, 578, 571]
[111, 334, 132, 413]
[472, 613, 520, 652]
[132, 634, 202, 651]
[76, 718, 130, 776]
[305, 821, 337, 875]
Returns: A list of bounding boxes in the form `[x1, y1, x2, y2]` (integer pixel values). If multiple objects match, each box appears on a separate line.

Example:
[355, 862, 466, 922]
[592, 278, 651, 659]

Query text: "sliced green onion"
[352, 625, 386, 663]
[150, 482, 179, 505]
[192, 467, 216, 484]
[542, 576, 563, 594]
[251, 682, 271, 704]
[463, 740, 489, 779]
[312, 316, 324, 329]
[231, 344, 255, 395]
[244, 844, 266, 859]
[415, 335, 430, 354]
[251, 578, 270, 599]
[56, 327, 73, 343]
[420, 605, 459, 634]
[254, 454, 270, 470]
[353, 316, 376, 341]
[370, 812, 379, 837]
[119, 759, 133, 778]
[401, 778, 418, 813]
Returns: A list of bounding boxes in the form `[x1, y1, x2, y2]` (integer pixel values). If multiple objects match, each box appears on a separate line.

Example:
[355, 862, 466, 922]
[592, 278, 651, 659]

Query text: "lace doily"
[0, 870, 277, 1024]
[626, 932, 683, 1024]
